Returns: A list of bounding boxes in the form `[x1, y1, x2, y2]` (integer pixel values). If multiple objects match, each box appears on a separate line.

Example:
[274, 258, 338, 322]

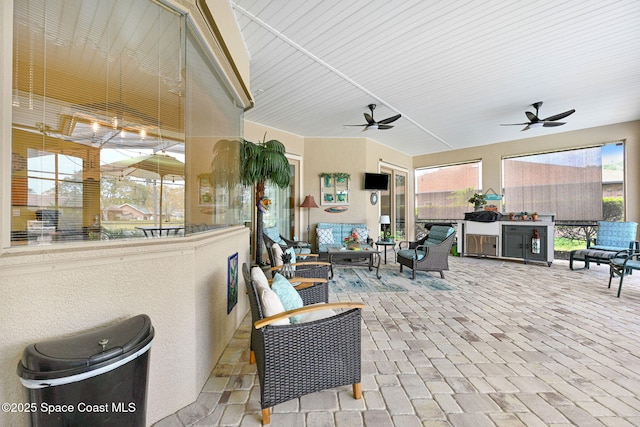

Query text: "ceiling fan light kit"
[501, 101, 575, 131]
[344, 104, 401, 131]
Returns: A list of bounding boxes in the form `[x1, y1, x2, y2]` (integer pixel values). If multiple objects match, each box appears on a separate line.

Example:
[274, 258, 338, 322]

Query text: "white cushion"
[353, 227, 369, 243]
[271, 273, 304, 322]
[251, 266, 270, 294]
[296, 303, 337, 324]
[271, 243, 284, 266]
[260, 287, 290, 326]
[317, 228, 334, 245]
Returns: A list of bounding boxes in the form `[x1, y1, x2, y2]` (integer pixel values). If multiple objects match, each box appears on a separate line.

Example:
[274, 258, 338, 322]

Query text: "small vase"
[281, 262, 294, 279]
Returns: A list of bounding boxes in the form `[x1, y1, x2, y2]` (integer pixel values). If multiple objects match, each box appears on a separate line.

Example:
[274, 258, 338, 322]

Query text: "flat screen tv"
[364, 173, 389, 190]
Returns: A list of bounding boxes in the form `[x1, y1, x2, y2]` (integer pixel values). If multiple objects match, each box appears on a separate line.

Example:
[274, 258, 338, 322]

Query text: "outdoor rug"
[329, 264, 454, 293]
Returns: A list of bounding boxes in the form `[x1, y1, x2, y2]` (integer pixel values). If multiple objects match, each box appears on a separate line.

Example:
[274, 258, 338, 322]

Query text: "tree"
[240, 135, 290, 265]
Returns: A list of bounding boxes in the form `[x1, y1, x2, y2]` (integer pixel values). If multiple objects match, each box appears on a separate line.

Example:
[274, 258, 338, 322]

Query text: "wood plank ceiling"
[231, 0, 640, 155]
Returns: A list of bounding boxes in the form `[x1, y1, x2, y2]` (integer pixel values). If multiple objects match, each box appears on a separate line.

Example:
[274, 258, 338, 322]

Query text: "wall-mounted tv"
[364, 173, 389, 191]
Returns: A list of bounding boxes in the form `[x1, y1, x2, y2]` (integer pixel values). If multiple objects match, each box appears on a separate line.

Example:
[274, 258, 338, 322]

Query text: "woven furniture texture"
[245, 274, 362, 415]
[397, 227, 456, 279]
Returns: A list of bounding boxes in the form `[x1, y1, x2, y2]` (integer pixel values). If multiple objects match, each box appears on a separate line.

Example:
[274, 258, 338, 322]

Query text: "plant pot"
[346, 241, 360, 250]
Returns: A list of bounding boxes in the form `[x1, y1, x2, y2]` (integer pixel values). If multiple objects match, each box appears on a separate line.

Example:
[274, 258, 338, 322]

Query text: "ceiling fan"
[344, 104, 401, 131]
[501, 101, 575, 131]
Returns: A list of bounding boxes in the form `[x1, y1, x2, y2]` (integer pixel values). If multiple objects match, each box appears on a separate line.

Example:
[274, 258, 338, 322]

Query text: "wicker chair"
[242, 263, 330, 365]
[245, 271, 364, 425]
[263, 228, 312, 265]
[396, 226, 456, 279]
[267, 242, 330, 283]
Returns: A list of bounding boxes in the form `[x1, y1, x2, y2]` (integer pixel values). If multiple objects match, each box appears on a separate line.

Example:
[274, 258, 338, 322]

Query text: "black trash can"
[17, 314, 154, 427]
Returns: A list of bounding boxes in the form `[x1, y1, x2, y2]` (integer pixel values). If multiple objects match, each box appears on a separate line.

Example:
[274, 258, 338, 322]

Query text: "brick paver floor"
[154, 256, 640, 426]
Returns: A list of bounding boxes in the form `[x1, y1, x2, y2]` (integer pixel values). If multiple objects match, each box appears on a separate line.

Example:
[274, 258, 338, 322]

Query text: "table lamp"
[379, 215, 391, 240]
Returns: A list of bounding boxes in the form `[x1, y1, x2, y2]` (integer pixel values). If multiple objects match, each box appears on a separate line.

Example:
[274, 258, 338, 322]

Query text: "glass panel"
[415, 161, 482, 221]
[502, 144, 623, 221]
[263, 164, 295, 236]
[11, 0, 243, 246]
[394, 172, 407, 240]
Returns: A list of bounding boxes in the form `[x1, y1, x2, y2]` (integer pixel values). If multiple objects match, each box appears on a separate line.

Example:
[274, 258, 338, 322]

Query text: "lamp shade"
[379, 215, 391, 225]
[300, 195, 319, 208]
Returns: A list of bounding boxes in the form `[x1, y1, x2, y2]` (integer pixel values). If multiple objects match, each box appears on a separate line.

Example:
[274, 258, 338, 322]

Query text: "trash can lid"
[18, 314, 153, 381]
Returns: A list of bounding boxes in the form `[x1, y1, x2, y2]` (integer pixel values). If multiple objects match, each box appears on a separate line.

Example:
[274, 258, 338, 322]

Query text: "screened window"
[11, 0, 243, 246]
[415, 161, 482, 221]
[502, 142, 624, 221]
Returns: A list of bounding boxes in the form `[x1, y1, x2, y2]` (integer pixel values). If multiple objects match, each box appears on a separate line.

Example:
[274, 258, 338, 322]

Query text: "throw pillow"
[270, 273, 304, 322]
[317, 228, 334, 245]
[251, 266, 270, 294]
[271, 243, 284, 266]
[353, 227, 369, 243]
[259, 287, 290, 325]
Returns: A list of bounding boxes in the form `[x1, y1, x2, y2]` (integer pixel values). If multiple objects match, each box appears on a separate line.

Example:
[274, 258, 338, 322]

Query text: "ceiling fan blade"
[541, 109, 575, 122]
[525, 111, 539, 122]
[377, 124, 394, 130]
[364, 113, 375, 125]
[500, 123, 529, 126]
[521, 124, 531, 131]
[378, 114, 401, 125]
[542, 121, 566, 127]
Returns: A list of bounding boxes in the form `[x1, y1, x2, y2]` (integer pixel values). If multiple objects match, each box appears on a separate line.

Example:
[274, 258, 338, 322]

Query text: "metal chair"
[608, 250, 640, 297]
[570, 221, 638, 270]
[245, 271, 364, 425]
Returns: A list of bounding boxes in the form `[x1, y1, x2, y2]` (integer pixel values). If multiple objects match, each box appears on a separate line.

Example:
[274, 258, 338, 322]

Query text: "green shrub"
[603, 197, 623, 221]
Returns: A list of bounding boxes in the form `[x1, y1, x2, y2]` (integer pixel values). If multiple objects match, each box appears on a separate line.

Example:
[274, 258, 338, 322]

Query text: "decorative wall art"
[320, 172, 350, 206]
[198, 174, 213, 206]
[227, 252, 238, 314]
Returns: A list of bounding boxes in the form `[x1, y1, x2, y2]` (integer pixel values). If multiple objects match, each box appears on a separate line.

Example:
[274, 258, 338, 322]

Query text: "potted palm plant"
[241, 134, 290, 265]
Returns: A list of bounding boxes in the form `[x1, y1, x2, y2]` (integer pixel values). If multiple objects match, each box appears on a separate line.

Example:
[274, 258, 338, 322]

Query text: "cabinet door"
[502, 228, 524, 258]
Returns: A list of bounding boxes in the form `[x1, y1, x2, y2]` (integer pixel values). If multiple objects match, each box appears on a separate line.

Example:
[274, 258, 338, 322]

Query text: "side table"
[374, 240, 397, 264]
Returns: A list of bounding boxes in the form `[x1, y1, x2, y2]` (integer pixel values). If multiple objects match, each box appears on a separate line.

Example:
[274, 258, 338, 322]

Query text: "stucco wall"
[0, 227, 250, 426]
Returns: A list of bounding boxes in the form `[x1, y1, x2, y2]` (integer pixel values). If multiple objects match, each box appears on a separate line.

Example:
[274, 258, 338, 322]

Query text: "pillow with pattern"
[353, 227, 369, 243]
[317, 228, 334, 244]
[271, 273, 304, 323]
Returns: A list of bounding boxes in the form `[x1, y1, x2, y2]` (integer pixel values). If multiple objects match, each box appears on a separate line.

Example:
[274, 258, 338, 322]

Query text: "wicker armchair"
[242, 263, 330, 365]
[267, 242, 330, 285]
[245, 271, 364, 425]
[396, 226, 456, 279]
[263, 227, 312, 266]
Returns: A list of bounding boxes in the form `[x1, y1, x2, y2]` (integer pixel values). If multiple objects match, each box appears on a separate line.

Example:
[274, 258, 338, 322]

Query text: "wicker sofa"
[315, 222, 371, 254]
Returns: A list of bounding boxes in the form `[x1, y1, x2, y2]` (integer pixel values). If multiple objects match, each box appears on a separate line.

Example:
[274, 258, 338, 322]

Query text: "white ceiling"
[231, 0, 640, 156]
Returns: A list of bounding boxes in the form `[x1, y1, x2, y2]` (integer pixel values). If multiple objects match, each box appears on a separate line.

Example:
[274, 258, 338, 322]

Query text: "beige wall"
[414, 121, 640, 226]
[0, 1, 253, 426]
[243, 122, 415, 246]
[0, 229, 250, 426]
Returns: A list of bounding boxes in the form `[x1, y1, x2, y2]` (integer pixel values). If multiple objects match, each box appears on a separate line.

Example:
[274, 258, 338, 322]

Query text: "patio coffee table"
[327, 246, 381, 279]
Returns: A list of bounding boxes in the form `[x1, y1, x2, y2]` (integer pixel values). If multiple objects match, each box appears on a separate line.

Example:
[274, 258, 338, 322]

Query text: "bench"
[569, 221, 638, 270]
